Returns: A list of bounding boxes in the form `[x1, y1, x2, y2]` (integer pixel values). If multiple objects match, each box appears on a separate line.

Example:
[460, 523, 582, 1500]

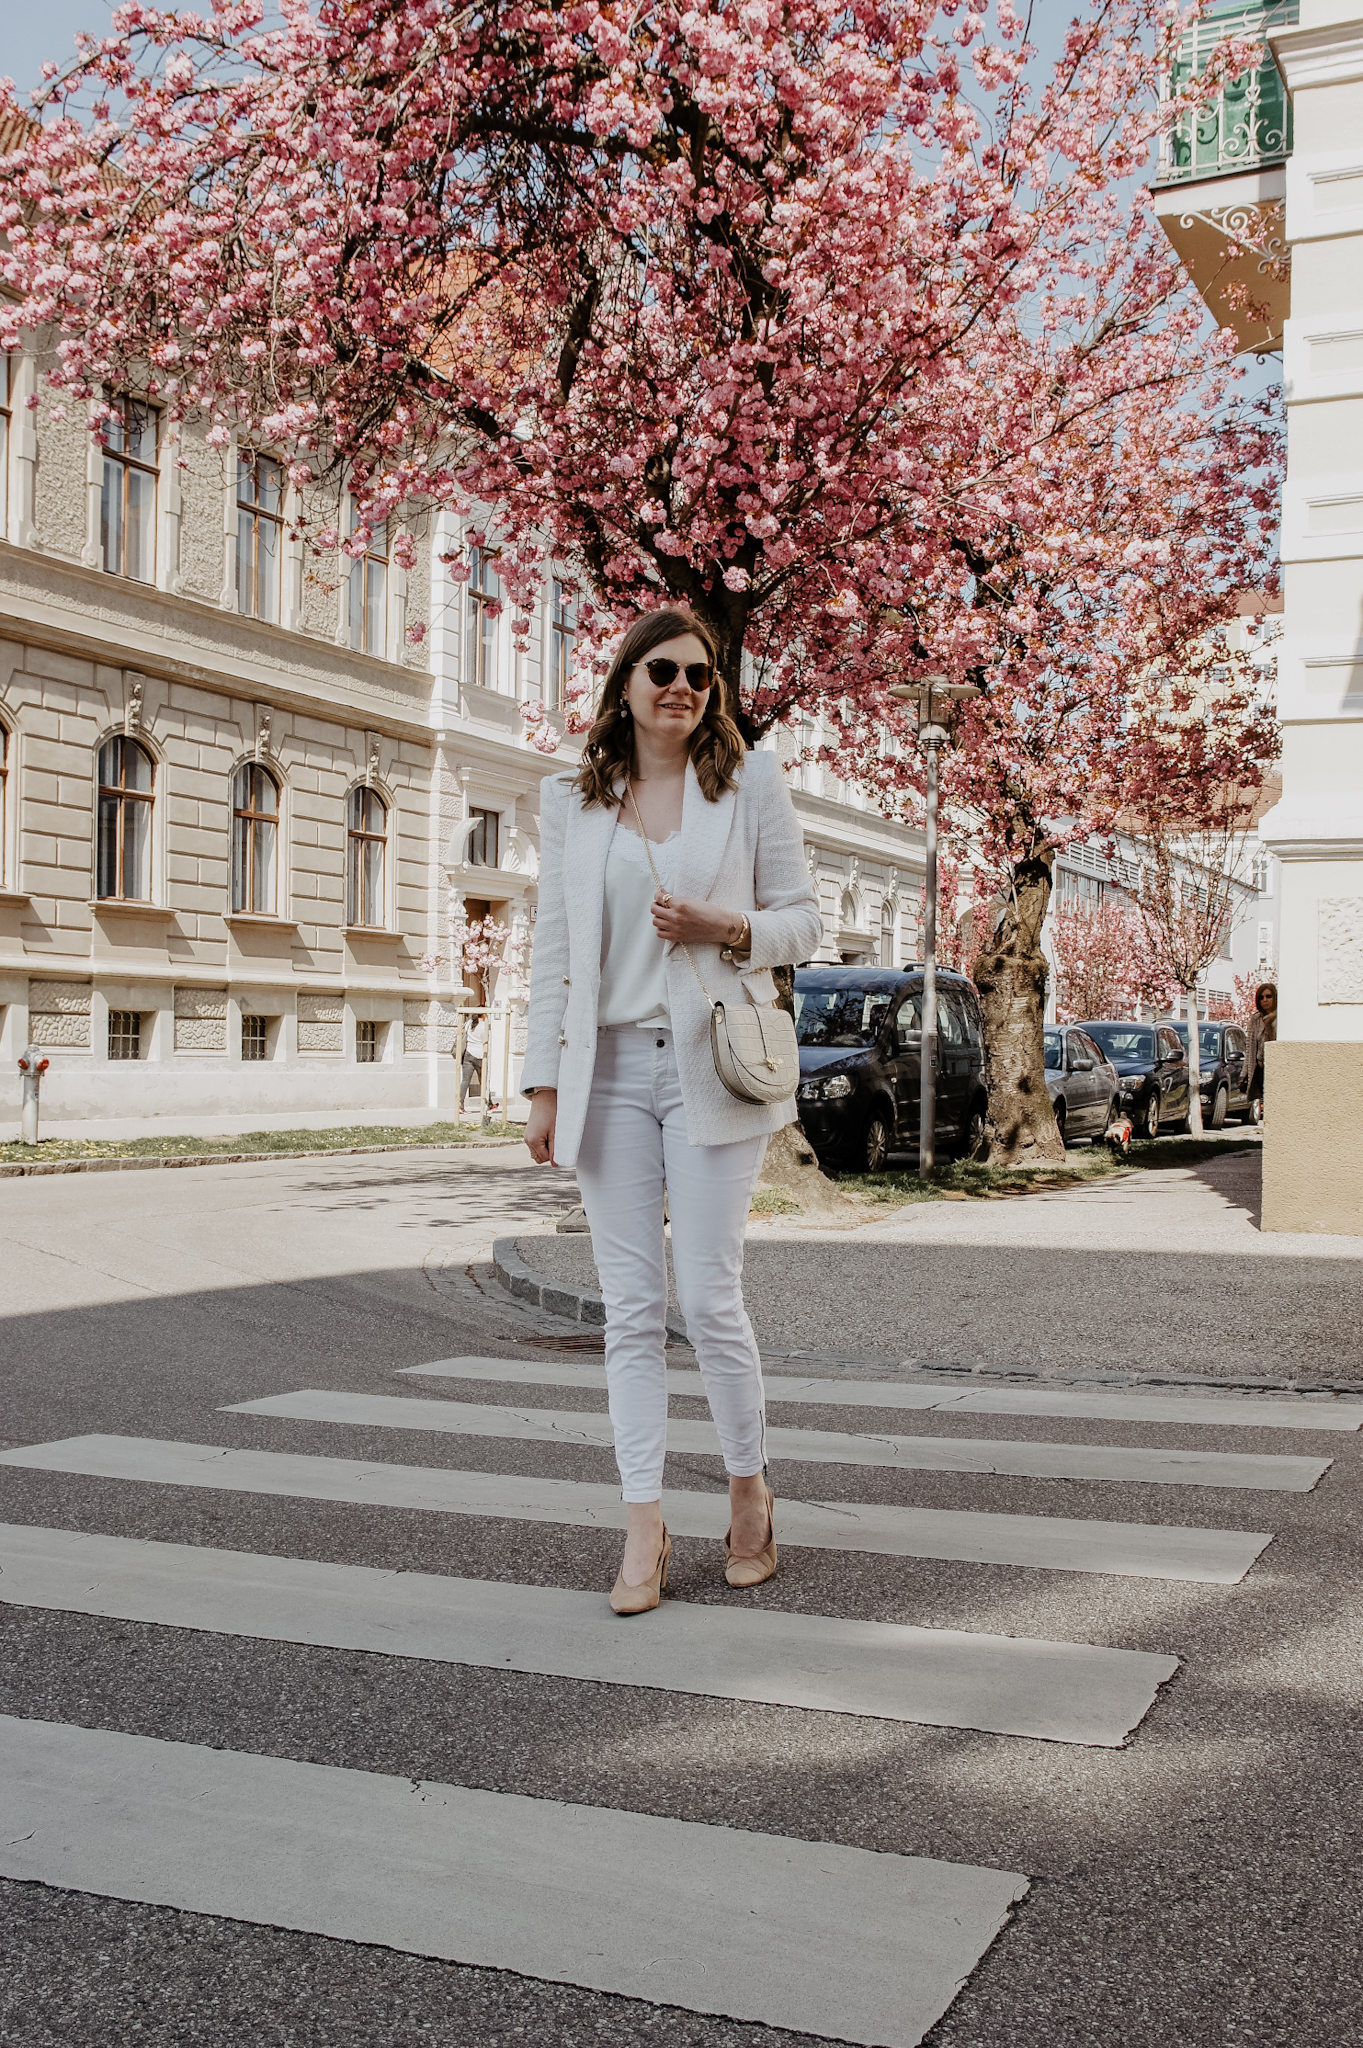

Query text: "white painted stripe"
[0, 1524, 1178, 1747]
[224, 1389, 1329, 1494]
[0, 1438, 1272, 1582]
[0, 1714, 1027, 2048]
[403, 1357, 1363, 1433]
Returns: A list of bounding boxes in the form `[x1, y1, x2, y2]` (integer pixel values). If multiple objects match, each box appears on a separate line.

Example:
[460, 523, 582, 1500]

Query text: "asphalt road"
[2, 1148, 1362, 2046]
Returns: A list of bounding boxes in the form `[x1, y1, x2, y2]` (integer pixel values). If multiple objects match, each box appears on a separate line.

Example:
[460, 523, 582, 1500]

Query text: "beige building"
[1153, 0, 1363, 1232]
[0, 354, 924, 1136]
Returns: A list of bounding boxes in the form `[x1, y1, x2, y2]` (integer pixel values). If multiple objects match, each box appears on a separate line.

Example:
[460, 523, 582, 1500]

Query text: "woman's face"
[621, 631, 713, 753]
[1259, 987, 1277, 1016]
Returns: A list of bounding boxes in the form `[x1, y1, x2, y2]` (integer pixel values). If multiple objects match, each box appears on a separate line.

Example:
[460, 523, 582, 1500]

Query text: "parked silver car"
[1044, 1027, 1120, 1146]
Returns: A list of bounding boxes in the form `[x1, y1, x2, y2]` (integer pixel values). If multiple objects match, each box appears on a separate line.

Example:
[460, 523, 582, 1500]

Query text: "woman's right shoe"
[724, 1487, 777, 1588]
[609, 1527, 671, 1615]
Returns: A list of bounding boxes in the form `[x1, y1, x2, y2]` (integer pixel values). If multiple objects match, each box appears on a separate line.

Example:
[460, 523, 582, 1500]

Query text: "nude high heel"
[609, 1527, 671, 1615]
[724, 1486, 777, 1588]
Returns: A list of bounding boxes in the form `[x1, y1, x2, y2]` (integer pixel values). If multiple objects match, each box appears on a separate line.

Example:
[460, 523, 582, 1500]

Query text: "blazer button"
[558, 1033, 567, 1046]
[562, 975, 571, 985]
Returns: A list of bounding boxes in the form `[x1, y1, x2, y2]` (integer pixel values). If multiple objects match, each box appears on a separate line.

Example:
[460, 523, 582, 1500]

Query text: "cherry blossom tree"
[0, 0, 1281, 1162]
[1050, 898, 1175, 1022]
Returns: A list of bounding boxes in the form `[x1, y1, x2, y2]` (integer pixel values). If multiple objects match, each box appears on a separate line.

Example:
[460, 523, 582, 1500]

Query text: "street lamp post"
[889, 677, 982, 1177]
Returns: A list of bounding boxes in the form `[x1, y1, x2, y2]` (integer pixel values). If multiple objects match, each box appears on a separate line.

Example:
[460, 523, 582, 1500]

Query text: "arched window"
[232, 763, 279, 914]
[0, 722, 8, 886]
[96, 736, 155, 900]
[346, 785, 386, 927]
[880, 899, 896, 968]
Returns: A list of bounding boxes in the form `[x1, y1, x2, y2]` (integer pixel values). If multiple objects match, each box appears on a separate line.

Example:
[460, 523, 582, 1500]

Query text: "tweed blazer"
[521, 748, 823, 1168]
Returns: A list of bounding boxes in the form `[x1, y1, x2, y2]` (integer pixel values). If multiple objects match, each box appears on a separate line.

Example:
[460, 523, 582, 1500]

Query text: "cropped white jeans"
[575, 1026, 769, 1503]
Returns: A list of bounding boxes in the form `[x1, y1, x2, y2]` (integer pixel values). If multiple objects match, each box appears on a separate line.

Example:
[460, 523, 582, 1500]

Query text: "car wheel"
[1250, 1093, 1265, 1127]
[1210, 1085, 1228, 1131]
[1139, 1092, 1160, 1141]
[860, 1107, 892, 1175]
[1096, 1096, 1118, 1144]
[959, 1098, 988, 1161]
[1053, 1103, 1067, 1151]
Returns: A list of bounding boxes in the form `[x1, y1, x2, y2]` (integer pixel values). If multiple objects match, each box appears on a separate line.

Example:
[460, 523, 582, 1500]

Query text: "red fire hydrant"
[17, 1045, 49, 1145]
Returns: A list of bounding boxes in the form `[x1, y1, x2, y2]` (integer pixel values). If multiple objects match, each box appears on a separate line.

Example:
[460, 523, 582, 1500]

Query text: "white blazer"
[522, 748, 823, 1168]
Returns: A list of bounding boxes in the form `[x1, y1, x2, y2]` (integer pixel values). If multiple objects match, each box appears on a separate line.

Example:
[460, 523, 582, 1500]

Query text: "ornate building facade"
[0, 366, 924, 1134]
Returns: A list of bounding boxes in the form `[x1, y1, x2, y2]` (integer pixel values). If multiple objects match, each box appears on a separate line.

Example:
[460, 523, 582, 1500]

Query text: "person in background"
[1245, 982, 1277, 1125]
[457, 1011, 486, 1113]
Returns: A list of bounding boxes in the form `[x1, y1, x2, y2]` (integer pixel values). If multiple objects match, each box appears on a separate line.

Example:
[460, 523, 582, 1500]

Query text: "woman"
[1245, 981, 1277, 1124]
[521, 607, 822, 1615]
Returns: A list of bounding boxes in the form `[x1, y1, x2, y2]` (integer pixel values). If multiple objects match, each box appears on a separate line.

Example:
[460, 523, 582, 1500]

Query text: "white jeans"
[575, 1027, 769, 1502]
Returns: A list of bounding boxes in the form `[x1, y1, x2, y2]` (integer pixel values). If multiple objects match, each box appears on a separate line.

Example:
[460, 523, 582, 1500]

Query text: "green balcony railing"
[1156, 0, 1298, 185]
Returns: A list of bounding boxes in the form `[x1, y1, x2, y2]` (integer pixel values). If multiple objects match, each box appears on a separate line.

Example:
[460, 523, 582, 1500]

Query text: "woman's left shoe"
[724, 1486, 777, 1588]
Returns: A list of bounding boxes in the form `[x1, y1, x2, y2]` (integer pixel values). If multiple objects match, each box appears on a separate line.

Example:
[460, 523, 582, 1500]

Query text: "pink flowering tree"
[0, 0, 1281, 1161]
[1050, 900, 1175, 1023]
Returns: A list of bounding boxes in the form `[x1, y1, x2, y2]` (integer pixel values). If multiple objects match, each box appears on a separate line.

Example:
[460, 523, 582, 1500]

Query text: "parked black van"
[793, 966, 989, 1172]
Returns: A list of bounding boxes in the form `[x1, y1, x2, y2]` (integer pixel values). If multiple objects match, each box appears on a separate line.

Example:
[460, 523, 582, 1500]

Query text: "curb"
[490, 1236, 1363, 1397]
[491, 1235, 689, 1342]
[0, 1137, 525, 1179]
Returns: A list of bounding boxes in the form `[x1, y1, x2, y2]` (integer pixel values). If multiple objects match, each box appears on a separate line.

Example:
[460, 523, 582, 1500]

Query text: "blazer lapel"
[668, 758, 738, 918]
[564, 783, 618, 983]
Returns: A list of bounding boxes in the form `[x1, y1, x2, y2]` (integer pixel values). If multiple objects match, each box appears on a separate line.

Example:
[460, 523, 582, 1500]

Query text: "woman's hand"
[651, 893, 749, 950]
[524, 1088, 558, 1165]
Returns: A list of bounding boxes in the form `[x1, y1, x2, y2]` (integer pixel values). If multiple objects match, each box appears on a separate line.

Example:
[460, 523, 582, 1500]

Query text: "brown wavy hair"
[573, 607, 746, 808]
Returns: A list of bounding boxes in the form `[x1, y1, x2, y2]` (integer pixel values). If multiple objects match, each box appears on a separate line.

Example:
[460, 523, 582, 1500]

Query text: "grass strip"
[836, 1135, 1258, 1207]
[0, 1120, 525, 1165]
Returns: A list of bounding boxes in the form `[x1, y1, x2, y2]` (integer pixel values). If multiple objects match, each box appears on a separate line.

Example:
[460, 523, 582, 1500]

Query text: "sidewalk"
[505, 1150, 1363, 1384]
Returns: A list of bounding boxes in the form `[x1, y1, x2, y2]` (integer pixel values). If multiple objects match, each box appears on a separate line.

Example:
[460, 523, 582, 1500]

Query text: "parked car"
[1043, 1027, 1120, 1146]
[793, 966, 988, 1172]
[1077, 1021, 1190, 1139]
[1171, 1021, 1253, 1127]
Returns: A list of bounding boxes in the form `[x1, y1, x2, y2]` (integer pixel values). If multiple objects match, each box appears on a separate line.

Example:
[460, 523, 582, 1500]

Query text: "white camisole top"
[597, 825, 679, 1029]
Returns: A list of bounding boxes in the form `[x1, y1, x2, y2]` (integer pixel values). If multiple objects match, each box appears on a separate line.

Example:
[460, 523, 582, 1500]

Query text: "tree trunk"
[972, 851, 1065, 1166]
[1185, 984, 1204, 1135]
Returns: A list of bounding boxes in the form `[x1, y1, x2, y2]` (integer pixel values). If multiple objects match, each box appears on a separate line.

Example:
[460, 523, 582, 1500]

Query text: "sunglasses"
[639, 657, 714, 691]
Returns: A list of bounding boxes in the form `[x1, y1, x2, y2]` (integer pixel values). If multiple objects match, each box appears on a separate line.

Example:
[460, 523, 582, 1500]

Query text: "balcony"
[1151, 0, 1298, 351]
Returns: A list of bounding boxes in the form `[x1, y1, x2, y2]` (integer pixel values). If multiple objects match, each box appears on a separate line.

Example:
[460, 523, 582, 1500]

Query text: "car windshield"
[1085, 1026, 1156, 1062]
[1173, 1024, 1224, 1057]
[793, 988, 893, 1048]
[1044, 1031, 1063, 1071]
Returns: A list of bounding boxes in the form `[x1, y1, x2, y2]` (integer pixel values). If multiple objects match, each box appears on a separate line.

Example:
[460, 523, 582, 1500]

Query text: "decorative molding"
[365, 730, 382, 784]
[255, 704, 274, 761]
[1271, 23, 1363, 94]
[1319, 898, 1363, 1003]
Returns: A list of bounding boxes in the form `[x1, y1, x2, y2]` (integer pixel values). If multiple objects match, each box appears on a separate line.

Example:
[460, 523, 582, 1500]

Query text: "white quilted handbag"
[626, 782, 799, 1107]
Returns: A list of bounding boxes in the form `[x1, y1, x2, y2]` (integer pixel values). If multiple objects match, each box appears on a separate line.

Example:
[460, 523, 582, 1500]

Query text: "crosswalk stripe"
[0, 1437, 1272, 1581]
[223, 1388, 1330, 1494]
[403, 1357, 1363, 1434]
[0, 1713, 1028, 2048]
[0, 1523, 1178, 1747]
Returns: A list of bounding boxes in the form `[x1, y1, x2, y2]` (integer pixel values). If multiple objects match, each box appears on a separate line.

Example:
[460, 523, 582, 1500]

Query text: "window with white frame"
[880, 898, 896, 967]
[465, 545, 500, 690]
[347, 505, 388, 657]
[346, 785, 387, 927]
[467, 806, 499, 869]
[231, 763, 280, 915]
[1252, 849, 1272, 896]
[96, 736, 155, 901]
[549, 580, 574, 709]
[236, 455, 285, 622]
[100, 395, 158, 582]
